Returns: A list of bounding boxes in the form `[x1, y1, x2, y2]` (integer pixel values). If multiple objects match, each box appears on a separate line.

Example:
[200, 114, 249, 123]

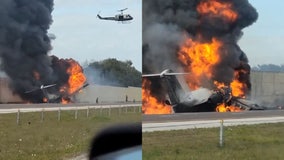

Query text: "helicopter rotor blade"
[118, 8, 128, 12]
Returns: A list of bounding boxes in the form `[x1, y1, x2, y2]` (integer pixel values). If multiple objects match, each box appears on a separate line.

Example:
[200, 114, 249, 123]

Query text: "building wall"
[2, 71, 283, 106]
[0, 77, 141, 104]
[74, 84, 141, 103]
[250, 71, 284, 106]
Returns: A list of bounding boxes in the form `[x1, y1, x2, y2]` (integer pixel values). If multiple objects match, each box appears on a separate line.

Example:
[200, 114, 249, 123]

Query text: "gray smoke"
[143, 0, 258, 98]
[84, 67, 121, 87]
[0, 0, 76, 103]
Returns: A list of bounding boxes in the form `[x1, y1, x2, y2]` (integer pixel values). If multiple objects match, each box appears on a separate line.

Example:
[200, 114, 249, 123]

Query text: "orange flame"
[59, 59, 86, 104]
[214, 81, 226, 89]
[144, 0, 245, 114]
[142, 79, 172, 114]
[216, 103, 242, 112]
[230, 80, 245, 97]
[43, 97, 48, 103]
[214, 81, 244, 112]
[178, 37, 246, 113]
[197, 0, 238, 22]
[230, 70, 247, 98]
[61, 98, 70, 104]
[63, 59, 86, 95]
[178, 38, 222, 89]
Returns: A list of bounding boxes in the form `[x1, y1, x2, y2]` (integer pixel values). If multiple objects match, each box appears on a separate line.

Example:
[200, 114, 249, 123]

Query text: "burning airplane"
[142, 0, 259, 114]
[0, 0, 88, 103]
[143, 69, 263, 114]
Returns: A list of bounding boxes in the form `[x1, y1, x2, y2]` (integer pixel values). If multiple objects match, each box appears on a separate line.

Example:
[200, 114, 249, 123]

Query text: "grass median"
[143, 122, 284, 160]
[0, 106, 141, 160]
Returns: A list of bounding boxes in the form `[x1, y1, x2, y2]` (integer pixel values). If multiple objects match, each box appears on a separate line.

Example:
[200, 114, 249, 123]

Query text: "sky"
[239, 0, 284, 67]
[48, 0, 284, 72]
[48, 0, 142, 71]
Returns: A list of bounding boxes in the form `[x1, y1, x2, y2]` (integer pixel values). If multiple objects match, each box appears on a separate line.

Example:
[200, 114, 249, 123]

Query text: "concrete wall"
[74, 84, 141, 103]
[2, 70, 283, 106]
[250, 71, 284, 106]
[0, 77, 141, 104]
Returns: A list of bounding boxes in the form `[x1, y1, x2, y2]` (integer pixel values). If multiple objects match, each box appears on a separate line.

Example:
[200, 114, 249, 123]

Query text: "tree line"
[252, 64, 284, 72]
[84, 58, 141, 87]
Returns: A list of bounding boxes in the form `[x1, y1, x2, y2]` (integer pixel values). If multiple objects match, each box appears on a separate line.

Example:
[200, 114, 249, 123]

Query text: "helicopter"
[97, 8, 133, 22]
[143, 69, 264, 113]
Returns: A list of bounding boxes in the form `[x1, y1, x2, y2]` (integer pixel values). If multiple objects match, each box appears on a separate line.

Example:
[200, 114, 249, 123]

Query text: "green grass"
[0, 107, 141, 160]
[143, 123, 284, 160]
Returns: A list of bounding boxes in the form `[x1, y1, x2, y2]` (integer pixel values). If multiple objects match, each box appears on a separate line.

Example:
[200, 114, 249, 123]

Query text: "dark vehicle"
[89, 122, 142, 160]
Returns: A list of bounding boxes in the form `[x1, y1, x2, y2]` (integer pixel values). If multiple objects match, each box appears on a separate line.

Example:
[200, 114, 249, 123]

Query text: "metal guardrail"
[0, 103, 142, 125]
[0, 103, 141, 114]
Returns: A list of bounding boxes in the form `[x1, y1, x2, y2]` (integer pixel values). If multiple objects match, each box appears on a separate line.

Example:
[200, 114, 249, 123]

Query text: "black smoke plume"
[0, 0, 76, 103]
[143, 0, 258, 99]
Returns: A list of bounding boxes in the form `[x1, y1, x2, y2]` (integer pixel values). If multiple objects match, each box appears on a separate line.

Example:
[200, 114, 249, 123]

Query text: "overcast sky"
[239, 0, 284, 67]
[48, 0, 284, 72]
[48, 0, 142, 71]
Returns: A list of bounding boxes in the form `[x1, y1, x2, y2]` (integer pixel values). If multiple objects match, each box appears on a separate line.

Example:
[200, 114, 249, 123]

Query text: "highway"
[143, 110, 284, 132]
[0, 102, 141, 114]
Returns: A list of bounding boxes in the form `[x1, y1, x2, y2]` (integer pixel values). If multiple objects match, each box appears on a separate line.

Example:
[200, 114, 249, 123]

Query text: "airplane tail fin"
[163, 71, 184, 105]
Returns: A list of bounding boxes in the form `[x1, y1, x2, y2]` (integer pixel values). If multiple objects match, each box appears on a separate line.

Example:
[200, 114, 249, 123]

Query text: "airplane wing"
[25, 88, 39, 94]
[164, 72, 190, 76]
[142, 74, 162, 77]
[25, 84, 56, 93]
[142, 72, 190, 77]
[42, 84, 56, 89]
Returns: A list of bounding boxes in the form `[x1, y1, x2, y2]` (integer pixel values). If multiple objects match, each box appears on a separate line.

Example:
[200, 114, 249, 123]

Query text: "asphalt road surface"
[143, 109, 284, 122]
[143, 109, 284, 132]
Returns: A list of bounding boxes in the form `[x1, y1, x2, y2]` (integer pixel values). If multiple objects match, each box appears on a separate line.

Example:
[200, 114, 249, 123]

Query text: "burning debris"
[0, 0, 87, 103]
[142, 0, 258, 113]
[143, 69, 264, 113]
[142, 78, 172, 114]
